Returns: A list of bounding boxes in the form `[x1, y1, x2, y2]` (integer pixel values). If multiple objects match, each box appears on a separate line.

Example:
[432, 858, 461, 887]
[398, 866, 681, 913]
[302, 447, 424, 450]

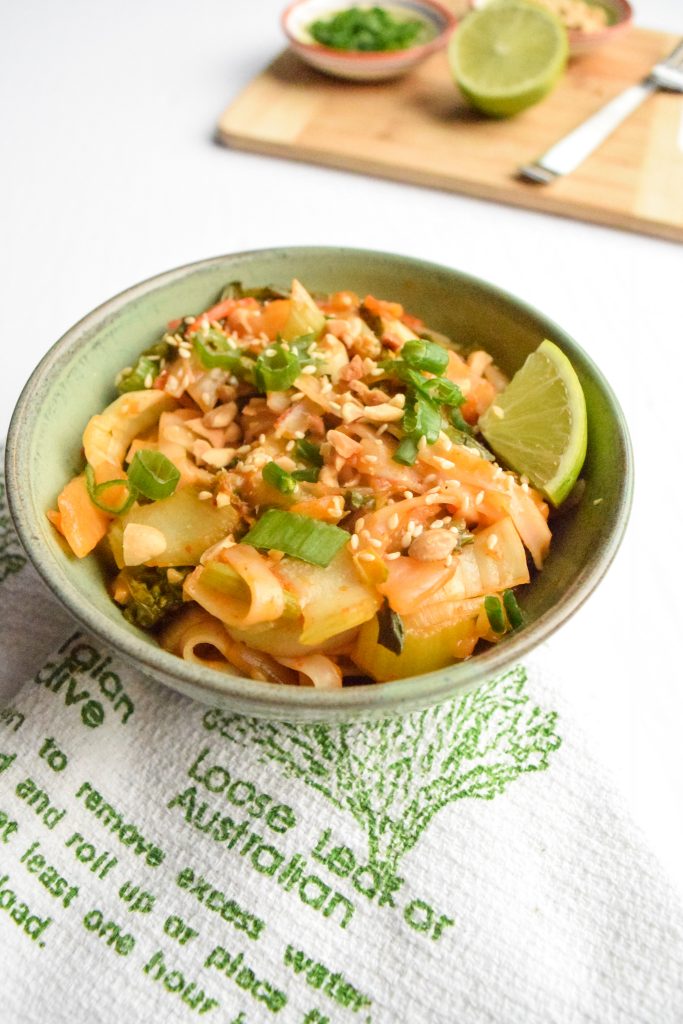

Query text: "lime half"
[449, 1, 568, 118]
[479, 339, 587, 506]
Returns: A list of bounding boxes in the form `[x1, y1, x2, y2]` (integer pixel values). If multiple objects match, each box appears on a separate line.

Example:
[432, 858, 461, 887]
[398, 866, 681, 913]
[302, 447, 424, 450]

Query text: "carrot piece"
[401, 311, 425, 333]
[318, 291, 359, 314]
[185, 297, 259, 335]
[363, 295, 404, 319]
[54, 474, 110, 558]
[167, 317, 182, 331]
[46, 508, 64, 535]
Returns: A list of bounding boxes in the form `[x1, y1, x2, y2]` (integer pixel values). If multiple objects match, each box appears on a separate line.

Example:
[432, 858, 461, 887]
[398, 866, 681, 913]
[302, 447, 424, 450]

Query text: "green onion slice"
[484, 595, 506, 634]
[376, 598, 405, 655]
[423, 377, 464, 408]
[503, 589, 524, 630]
[394, 435, 419, 466]
[85, 465, 137, 516]
[194, 330, 243, 372]
[128, 451, 180, 501]
[241, 509, 349, 567]
[262, 461, 297, 495]
[254, 344, 300, 393]
[294, 438, 323, 467]
[402, 339, 449, 376]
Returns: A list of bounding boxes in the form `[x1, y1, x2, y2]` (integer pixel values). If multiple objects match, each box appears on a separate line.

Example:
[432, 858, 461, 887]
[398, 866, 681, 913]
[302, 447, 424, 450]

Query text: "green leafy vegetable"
[120, 566, 188, 630]
[128, 451, 181, 501]
[376, 598, 405, 655]
[254, 344, 301, 392]
[116, 340, 172, 394]
[402, 339, 449, 376]
[219, 281, 289, 302]
[484, 595, 506, 634]
[503, 589, 524, 630]
[393, 435, 420, 466]
[309, 6, 425, 52]
[242, 509, 349, 567]
[201, 561, 299, 618]
[345, 490, 375, 512]
[263, 461, 297, 495]
[85, 465, 136, 516]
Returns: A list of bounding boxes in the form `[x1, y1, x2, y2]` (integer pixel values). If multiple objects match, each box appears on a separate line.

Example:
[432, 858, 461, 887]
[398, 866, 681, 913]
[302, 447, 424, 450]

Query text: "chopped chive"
[262, 461, 297, 495]
[484, 595, 506, 634]
[291, 467, 320, 483]
[193, 330, 244, 372]
[503, 589, 524, 630]
[128, 451, 180, 501]
[241, 509, 349, 567]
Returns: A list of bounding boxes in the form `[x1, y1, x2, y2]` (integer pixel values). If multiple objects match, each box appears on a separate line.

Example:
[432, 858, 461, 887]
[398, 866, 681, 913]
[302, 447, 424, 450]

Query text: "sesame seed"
[487, 535, 498, 550]
[198, 490, 212, 501]
[294, 431, 305, 440]
[285, 440, 295, 451]
[431, 519, 444, 530]
[144, 373, 153, 388]
[475, 490, 485, 505]
[413, 524, 424, 538]
[593, 497, 603, 505]
[389, 513, 400, 530]
[291, 392, 305, 403]
[385, 551, 401, 560]
[364, 455, 378, 464]
[418, 436, 428, 451]
[215, 493, 230, 508]
[445, 553, 453, 567]
[264, 348, 276, 357]
[433, 456, 452, 469]
[358, 552, 375, 562]
[361, 529, 373, 542]
[184, 316, 196, 325]
[403, 491, 414, 499]
[356, 518, 366, 531]
[401, 532, 412, 548]
[424, 474, 438, 485]
[376, 424, 388, 436]
[370, 537, 383, 549]
[302, 364, 317, 375]
[491, 405, 505, 419]
[237, 445, 251, 455]
[350, 534, 359, 550]
[258, 433, 266, 445]
[321, 379, 333, 394]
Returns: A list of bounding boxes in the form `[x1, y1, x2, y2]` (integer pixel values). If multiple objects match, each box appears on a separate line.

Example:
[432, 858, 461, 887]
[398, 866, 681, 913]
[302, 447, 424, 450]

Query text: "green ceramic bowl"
[5, 248, 632, 721]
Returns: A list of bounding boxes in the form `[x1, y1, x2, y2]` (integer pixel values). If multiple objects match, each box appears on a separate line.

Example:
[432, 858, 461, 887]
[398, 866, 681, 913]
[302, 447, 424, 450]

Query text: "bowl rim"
[5, 246, 634, 719]
[282, 0, 456, 63]
[468, 0, 633, 40]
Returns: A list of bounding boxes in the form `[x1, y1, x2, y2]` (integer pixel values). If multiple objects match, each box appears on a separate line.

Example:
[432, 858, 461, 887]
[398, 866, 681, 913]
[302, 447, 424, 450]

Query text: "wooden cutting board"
[217, 28, 683, 243]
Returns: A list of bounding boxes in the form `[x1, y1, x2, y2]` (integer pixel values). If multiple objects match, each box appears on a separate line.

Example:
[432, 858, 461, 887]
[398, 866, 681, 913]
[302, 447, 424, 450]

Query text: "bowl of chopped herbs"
[282, 0, 456, 80]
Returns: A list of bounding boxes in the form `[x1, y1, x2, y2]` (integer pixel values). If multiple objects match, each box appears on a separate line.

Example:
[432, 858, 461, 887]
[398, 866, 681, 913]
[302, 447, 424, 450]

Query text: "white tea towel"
[1, 462, 683, 1024]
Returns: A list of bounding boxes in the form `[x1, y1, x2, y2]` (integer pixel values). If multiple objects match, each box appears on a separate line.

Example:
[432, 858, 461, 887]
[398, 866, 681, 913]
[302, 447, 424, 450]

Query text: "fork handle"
[520, 80, 656, 183]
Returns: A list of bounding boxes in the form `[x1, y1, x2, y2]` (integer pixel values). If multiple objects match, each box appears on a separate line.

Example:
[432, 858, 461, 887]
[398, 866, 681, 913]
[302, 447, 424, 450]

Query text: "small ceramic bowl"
[469, 0, 633, 58]
[5, 247, 632, 722]
[282, 0, 456, 81]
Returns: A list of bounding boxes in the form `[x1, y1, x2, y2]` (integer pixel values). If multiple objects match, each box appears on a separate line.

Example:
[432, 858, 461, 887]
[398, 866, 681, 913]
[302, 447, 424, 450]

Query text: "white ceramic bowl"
[468, 0, 633, 58]
[282, 0, 456, 81]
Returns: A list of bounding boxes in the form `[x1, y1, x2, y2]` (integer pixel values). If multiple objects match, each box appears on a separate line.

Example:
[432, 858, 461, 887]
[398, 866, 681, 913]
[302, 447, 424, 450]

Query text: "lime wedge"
[479, 339, 587, 506]
[449, 0, 568, 117]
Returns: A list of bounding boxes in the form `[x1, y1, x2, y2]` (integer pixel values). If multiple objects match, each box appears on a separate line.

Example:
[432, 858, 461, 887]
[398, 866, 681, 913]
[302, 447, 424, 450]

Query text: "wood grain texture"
[217, 28, 683, 243]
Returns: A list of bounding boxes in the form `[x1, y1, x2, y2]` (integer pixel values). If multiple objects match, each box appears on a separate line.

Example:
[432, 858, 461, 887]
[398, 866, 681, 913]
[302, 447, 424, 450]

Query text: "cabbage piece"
[108, 486, 239, 568]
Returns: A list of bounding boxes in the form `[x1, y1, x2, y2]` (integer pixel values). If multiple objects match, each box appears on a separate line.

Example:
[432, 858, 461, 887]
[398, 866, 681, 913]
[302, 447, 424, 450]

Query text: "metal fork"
[520, 39, 683, 184]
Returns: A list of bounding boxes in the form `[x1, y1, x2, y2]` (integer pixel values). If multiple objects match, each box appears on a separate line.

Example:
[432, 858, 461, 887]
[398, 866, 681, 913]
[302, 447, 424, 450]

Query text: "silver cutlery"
[520, 39, 683, 184]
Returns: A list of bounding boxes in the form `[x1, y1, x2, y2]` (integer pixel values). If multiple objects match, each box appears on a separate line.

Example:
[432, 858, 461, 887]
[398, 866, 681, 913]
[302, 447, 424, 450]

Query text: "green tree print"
[221, 666, 560, 876]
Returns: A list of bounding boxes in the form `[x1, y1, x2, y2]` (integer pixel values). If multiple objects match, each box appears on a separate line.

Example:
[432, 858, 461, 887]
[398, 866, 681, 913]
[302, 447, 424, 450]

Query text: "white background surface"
[2, 1, 682, 895]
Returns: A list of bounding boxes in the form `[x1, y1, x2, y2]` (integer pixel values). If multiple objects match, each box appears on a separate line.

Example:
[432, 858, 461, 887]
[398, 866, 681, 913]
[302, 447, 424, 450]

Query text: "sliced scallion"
[85, 464, 137, 516]
[376, 598, 405, 655]
[254, 344, 300, 392]
[503, 589, 524, 630]
[394, 435, 419, 466]
[241, 509, 349, 567]
[194, 330, 244, 372]
[128, 450, 180, 501]
[294, 438, 323, 467]
[401, 339, 449, 375]
[262, 461, 297, 495]
[484, 595, 506, 634]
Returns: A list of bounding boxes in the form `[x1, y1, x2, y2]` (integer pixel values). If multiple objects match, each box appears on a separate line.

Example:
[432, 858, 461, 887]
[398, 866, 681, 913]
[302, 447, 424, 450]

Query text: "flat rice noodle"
[378, 556, 454, 616]
[184, 547, 284, 628]
[161, 605, 295, 683]
[433, 517, 529, 602]
[488, 489, 551, 570]
[83, 390, 176, 473]
[277, 653, 343, 689]
[276, 549, 380, 647]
